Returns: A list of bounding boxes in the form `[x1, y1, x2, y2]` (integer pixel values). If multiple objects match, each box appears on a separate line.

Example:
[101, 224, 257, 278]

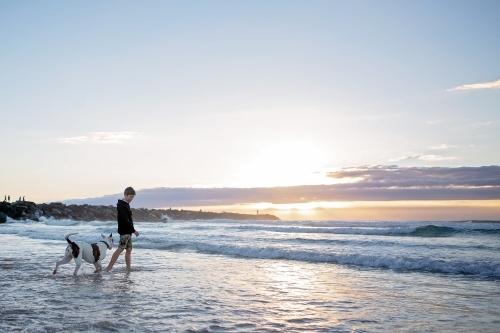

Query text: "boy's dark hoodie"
[117, 199, 135, 235]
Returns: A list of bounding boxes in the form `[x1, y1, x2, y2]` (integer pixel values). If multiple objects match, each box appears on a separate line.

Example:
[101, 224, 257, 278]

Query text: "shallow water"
[1, 219, 499, 332]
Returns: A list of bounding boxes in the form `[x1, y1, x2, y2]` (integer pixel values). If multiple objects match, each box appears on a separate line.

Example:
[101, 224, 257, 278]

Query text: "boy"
[104, 187, 139, 271]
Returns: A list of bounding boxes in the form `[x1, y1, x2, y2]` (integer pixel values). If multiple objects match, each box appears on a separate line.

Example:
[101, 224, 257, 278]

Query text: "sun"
[234, 140, 329, 187]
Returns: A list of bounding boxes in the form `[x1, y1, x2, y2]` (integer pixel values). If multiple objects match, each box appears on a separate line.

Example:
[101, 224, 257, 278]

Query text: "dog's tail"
[65, 233, 80, 258]
[65, 233, 78, 243]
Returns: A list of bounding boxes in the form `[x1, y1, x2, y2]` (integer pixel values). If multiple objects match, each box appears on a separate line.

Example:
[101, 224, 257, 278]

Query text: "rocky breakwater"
[0, 201, 280, 223]
[164, 208, 279, 221]
[0, 201, 167, 222]
[37, 202, 169, 222]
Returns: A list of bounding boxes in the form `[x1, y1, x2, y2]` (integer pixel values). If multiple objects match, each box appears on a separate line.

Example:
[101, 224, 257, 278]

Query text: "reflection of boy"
[104, 187, 140, 271]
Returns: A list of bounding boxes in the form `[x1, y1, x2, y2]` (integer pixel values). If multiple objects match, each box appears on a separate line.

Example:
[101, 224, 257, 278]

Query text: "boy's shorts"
[119, 234, 132, 249]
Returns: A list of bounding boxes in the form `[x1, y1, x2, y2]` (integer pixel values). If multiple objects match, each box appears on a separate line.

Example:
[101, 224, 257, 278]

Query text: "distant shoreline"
[0, 201, 280, 223]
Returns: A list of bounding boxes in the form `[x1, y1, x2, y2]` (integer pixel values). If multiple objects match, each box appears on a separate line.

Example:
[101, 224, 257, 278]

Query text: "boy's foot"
[103, 267, 111, 272]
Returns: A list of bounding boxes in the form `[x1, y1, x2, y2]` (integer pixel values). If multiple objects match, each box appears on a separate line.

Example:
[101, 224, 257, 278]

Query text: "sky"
[1, 1, 499, 220]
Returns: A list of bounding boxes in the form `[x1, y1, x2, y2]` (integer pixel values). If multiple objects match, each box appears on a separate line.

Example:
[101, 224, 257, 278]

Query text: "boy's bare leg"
[125, 248, 132, 269]
[104, 247, 124, 271]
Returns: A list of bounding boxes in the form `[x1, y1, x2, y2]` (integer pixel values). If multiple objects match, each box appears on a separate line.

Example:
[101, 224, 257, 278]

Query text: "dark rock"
[0, 212, 6, 223]
[25, 213, 39, 222]
[1, 205, 16, 218]
[14, 205, 27, 219]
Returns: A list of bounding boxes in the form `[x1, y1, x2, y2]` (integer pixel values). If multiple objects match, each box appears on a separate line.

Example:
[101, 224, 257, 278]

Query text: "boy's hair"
[124, 187, 136, 196]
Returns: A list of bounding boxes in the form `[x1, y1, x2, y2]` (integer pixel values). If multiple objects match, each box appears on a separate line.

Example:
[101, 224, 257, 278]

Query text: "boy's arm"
[130, 214, 139, 236]
[130, 216, 137, 235]
[128, 208, 139, 236]
[129, 206, 137, 234]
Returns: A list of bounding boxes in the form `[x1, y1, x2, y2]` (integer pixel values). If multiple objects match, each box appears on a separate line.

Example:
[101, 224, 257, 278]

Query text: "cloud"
[430, 144, 457, 150]
[325, 165, 500, 188]
[389, 154, 457, 162]
[57, 132, 138, 144]
[63, 166, 500, 207]
[471, 121, 493, 126]
[447, 79, 500, 91]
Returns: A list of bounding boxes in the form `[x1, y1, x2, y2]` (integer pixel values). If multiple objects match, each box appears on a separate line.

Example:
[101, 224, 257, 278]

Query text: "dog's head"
[101, 233, 114, 250]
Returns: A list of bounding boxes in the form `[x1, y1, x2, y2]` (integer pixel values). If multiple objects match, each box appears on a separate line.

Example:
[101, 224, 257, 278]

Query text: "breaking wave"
[194, 243, 500, 277]
[237, 224, 500, 237]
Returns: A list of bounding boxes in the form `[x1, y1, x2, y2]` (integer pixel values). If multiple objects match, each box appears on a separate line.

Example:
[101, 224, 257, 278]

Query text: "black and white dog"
[53, 233, 114, 276]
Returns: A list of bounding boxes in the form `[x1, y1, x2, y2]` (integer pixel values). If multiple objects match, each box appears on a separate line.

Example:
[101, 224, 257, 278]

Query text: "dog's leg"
[73, 255, 83, 276]
[93, 262, 102, 273]
[53, 254, 72, 275]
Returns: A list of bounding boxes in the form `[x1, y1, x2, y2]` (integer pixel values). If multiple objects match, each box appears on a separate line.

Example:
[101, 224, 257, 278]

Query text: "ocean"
[1, 218, 499, 332]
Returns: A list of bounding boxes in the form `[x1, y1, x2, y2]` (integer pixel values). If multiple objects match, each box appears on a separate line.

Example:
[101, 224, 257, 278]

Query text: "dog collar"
[100, 240, 111, 249]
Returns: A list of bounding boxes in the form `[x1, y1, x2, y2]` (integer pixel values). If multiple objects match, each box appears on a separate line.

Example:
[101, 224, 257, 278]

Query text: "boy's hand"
[134, 231, 139, 237]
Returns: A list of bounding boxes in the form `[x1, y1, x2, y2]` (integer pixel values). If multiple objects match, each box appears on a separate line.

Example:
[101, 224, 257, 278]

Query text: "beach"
[1, 218, 499, 332]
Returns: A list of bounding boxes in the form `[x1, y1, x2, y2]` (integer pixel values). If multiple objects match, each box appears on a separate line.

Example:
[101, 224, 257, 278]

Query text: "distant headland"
[0, 200, 280, 223]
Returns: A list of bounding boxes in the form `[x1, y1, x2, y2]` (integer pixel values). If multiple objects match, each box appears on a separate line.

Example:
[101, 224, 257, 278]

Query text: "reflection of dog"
[53, 233, 114, 276]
